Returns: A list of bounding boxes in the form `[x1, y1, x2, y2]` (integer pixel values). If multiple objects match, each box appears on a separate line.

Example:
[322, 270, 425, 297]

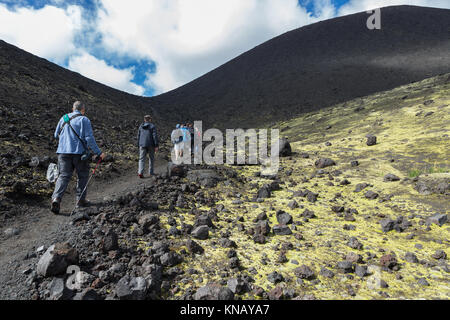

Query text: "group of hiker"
[50, 100, 198, 215]
[170, 122, 200, 161]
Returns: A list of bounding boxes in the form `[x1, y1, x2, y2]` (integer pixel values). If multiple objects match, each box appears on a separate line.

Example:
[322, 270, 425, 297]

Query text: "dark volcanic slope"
[150, 5, 450, 129]
[0, 40, 167, 206]
[0, 39, 172, 161]
[0, 39, 158, 128]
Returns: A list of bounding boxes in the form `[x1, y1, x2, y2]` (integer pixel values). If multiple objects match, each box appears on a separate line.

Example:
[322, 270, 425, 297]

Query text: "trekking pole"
[70, 158, 102, 216]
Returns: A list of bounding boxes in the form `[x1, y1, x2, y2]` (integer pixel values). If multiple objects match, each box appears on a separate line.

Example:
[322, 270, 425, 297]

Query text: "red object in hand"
[92, 158, 102, 174]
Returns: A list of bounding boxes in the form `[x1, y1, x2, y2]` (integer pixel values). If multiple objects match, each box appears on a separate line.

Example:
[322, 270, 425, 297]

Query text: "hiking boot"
[51, 199, 60, 215]
[76, 199, 91, 208]
[138, 174, 144, 179]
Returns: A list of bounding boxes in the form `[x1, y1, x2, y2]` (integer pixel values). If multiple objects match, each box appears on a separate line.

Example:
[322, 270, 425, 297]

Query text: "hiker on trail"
[188, 123, 195, 154]
[171, 124, 183, 161]
[181, 124, 191, 155]
[51, 101, 106, 214]
[194, 124, 201, 154]
[137, 115, 159, 178]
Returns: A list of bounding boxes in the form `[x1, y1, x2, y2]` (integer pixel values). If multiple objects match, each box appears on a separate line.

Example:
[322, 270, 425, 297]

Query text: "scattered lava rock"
[278, 138, 292, 157]
[273, 225, 292, 236]
[355, 265, 368, 278]
[37, 242, 79, 277]
[405, 252, 419, 263]
[365, 190, 379, 199]
[227, 277, 251, 294]
[101, 230, 119, 252]
[294, 265, 315, 280]
[319, 267, 335, 278]
[380, 254, 398, 270]
[267, 271, 284, 284]
[366, 135, 377, 146]
[383, 173, 400, 182]
[257, 185, 271, 199]
[186, 239, 204, 255]
[347, 237, 363, 250]
[427, 213, 448, 227]
[115, 275, 147, 300]
[431, 250, 447, 260]
[276, 210, 293, 225]
[315, 158, 336, 169]
[337, 261, 354, 273]
[194, 283, 234, 300]
[191, 226, 209, 240]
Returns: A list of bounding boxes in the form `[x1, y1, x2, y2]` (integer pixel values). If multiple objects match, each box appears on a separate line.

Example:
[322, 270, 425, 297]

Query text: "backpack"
[46, 163, 59, 183]
[60, 114, 93, 161]
[171, 129, 183, 144]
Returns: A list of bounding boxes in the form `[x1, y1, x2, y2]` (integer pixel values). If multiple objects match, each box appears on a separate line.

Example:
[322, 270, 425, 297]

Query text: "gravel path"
[0, 158, 168, 299]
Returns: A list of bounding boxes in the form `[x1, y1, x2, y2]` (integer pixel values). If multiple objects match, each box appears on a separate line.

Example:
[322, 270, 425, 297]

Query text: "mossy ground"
[150, 74, 449, 300]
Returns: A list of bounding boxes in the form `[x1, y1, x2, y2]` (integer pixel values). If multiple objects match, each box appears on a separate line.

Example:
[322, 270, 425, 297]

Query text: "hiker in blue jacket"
[171, 124, 183, 161]
[51, 101, 105, 214]
[181, 124, 191, 155]
[137, 115, 159, 178]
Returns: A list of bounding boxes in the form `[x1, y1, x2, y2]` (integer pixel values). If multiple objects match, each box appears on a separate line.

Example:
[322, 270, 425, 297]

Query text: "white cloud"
[97, 0, 337, 94]
[1, 0, 448, 96]
[0, 4, 82, 64]
[67, 52, 146, 95]
[338, 0, 450, 15]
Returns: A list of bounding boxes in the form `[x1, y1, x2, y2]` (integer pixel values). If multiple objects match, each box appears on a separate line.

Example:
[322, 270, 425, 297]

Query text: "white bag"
[46, 163, 59, 183]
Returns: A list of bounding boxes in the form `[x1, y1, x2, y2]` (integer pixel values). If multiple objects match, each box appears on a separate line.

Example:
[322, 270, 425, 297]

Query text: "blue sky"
[0, 0, 448, 96]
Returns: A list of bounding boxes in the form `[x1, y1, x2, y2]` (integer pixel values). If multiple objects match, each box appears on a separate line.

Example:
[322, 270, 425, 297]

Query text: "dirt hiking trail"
[0, 157, 168, 298]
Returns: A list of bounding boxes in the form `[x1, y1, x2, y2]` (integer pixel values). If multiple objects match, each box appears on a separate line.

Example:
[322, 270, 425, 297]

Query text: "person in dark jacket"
[137, 115, 159, 178]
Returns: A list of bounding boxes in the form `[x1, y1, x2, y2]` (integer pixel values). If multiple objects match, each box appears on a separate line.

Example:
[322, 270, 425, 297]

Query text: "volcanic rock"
[315, 158, 336, 169]
[257, 185, 271, 199]
[48, 278, 74, 300]
[37, 243, 79, 277]
[187, 169, 222, 187]
[319, 267, 335, 278]
[186, 239, 204, 255]
[384, 173, 400, 182]
[194, 283, 234, 300]
[347, 237, 363, 250]
[101, 230, 119, 252]
[227, 277, 250, 294]
[337, 261, 354, 273]
[276, 210, 293, 225]
[254, 220, 271, 236]
[380, 218, 396, 232]
[354, 265, 368, 277]
[273, 225, 292, 235]
[431, 250, 447, 260]
[380, 254, 398, 269]
[366, 135, 377, 146]
[160, 252, 183, 267]
[354, 183, 369, 192]
[191, 226, 209, 240]
[427, 213, 447, 227]
[267, 271, 284, 284]
[365, 190, 379, 199]
[294, 265, 315, 280]
[405, 252, 419, 263]
[279, 138, 292, 157]
[115, 275, 147, 300]
[194, 215, 215, 229]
